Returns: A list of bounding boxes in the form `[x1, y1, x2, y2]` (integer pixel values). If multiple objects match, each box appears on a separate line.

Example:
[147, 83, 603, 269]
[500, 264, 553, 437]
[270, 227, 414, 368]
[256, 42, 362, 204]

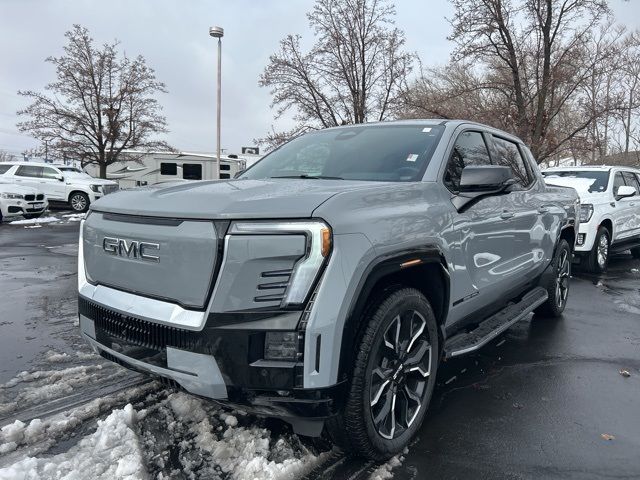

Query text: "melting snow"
[9, 216, 60, 225]
[369, 449, 407, 480]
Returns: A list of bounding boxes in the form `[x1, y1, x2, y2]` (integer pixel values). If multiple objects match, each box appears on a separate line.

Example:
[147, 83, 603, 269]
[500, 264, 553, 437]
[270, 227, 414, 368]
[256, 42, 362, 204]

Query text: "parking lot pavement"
[0, 220, 639, 479]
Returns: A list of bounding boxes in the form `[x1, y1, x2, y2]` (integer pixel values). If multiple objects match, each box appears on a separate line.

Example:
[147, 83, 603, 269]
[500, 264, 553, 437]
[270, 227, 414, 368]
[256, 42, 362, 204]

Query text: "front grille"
[36, 194, 44, 200]
[79, 297, 201, 351]
[24, 194, 35, 201]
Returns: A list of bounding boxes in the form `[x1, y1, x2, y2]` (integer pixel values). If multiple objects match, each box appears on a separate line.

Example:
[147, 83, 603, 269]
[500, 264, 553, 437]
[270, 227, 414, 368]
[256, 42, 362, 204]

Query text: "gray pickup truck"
[78, 120, 579, 459]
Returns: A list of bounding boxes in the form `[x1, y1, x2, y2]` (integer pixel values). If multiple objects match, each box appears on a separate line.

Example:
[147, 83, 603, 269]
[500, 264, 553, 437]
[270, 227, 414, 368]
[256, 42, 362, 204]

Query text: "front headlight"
[90, 184, 103, 193]
[0, 192, 24, 199]
[579, 204, 593, 223]
[229, 220, 331, 307]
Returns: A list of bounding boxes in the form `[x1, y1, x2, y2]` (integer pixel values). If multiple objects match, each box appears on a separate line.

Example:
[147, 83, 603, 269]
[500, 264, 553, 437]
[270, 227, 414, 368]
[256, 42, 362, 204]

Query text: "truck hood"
[90, 178, 383, 219]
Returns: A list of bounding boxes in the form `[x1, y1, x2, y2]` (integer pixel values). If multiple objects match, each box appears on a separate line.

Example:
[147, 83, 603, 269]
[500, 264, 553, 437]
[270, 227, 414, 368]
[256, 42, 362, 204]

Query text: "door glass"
[183, 164, 202, 180]
[622, 172, 640, 195]
[613, 172, 626, 196]
[491, 136, 532, 189]
[443, 131, 491, 191]
[15, 165, 43, 178]
[42, 167, 60, 179]
[0, 164, 12, 174]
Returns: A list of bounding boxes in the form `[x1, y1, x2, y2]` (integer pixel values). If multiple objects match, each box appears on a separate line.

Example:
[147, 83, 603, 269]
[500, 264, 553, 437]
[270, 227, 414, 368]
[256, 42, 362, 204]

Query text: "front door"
[40, 166, 67, 201]
[612, 171, 636, 242]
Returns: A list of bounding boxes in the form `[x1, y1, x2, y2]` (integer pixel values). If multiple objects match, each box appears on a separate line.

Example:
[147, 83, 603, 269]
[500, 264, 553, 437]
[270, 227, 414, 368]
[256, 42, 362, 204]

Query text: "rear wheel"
[586, 227, 610, 273]
[535, 239, 571, 318]
[69, 192, 89, 212]
[326, 287, 439, 460]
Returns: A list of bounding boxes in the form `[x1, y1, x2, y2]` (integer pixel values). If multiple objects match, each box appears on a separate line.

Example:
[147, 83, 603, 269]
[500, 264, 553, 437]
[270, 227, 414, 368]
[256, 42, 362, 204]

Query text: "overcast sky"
[1, 0, 639, 158]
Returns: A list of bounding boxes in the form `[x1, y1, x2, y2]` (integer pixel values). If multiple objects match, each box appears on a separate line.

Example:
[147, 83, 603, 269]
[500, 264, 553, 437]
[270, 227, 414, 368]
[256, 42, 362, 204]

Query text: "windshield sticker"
[422, 127, 432, 133]
[406, 154, 419, 162]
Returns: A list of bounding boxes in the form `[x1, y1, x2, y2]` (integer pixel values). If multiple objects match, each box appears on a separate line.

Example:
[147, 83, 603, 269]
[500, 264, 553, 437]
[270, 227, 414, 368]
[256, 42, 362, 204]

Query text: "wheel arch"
[599, 218, 613, 238]
[336, 246, 450, 382]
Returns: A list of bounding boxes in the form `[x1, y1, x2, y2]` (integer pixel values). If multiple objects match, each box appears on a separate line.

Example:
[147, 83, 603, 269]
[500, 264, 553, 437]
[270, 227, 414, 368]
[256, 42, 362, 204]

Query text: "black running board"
[444, 287, 548, 358]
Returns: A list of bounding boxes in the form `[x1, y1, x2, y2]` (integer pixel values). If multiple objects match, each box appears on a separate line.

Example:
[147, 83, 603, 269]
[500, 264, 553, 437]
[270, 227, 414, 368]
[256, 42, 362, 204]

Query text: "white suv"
[543, 166, 640, 272]
[0, 162, 118, 212]
[0, 180, 48, 223]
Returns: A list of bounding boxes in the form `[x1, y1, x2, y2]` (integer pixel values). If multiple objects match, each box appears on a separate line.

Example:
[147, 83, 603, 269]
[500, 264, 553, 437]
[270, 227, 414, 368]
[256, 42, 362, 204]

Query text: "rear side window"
[443, 131, 491, 191]
[160, 163, 177, 175]
[622, 172, 640, 194]
[15, 165, 43, 178]
[491, 136, 532, 189]
[183, 163, 202, 180]
[0, 164, 11, 174]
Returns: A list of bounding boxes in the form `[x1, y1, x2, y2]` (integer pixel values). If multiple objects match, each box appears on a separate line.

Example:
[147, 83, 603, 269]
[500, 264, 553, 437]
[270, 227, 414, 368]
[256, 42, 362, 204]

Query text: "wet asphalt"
[1, 219, 639, 479]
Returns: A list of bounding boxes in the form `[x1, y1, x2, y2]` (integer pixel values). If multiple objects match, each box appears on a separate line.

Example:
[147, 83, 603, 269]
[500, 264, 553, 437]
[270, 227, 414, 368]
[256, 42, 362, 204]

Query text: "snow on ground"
[9, 212, 85, 227]
[9, 216, 60, 225]
[368, 449, 407, 480]
[0, 391, 328, 480]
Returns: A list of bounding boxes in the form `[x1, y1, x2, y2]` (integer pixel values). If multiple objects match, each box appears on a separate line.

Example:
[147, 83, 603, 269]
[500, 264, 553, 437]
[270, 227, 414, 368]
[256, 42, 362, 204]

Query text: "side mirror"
[55, 174, 64, 182]
[453, 166, 515, 211]
[616, 185, 636, 199]
[459, 166, 515, 193]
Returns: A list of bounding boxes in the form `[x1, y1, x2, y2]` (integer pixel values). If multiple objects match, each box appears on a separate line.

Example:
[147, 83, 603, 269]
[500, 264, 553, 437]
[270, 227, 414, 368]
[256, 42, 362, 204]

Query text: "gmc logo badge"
[102, 237, 160, 263]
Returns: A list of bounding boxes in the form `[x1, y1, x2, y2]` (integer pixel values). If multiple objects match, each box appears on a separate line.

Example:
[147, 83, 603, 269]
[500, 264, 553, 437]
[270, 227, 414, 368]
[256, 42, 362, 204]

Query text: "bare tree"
[259, 0, 413, 148]
[17, 25, 171, 178]
[0, 150, 17, 162]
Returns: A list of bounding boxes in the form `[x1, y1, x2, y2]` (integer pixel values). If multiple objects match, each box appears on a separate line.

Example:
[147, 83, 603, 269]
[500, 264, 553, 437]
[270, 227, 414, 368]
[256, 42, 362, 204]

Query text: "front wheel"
[586, 227, 610, 273]
[326, 287, 439, 460]
[535, 239, 571, 318]
[69, 192, 89, 212]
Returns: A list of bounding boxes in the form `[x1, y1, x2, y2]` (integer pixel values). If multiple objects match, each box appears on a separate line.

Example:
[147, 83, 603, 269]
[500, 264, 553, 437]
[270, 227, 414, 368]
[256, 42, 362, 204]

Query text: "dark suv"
[78, 120, 579, 459]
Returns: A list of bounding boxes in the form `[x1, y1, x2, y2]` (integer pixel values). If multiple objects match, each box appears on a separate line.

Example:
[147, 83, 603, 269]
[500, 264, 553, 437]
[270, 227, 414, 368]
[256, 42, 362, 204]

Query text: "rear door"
[13, 165, 42, 190]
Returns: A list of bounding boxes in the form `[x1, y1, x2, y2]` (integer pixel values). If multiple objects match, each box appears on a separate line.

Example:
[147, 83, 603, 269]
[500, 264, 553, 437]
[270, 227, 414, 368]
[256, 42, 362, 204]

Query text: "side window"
[15, 165, 43, 178]
[42, 167, 60, 179]
[160, 163, 177, 175]
[613, 172, 626, 195]
[622, 172, 640, 194]
[491, 136, 532, 189]
[0, 164, 12, 174]
[183, 163, 202, 180]
[220, 164, 231, 171]
[443, 131, 491, 191]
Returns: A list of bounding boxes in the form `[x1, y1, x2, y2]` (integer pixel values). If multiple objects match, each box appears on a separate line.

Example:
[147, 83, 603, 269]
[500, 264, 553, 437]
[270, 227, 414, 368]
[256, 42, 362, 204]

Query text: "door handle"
[630, 203, 636, 207]
[500, 211, 515, 219]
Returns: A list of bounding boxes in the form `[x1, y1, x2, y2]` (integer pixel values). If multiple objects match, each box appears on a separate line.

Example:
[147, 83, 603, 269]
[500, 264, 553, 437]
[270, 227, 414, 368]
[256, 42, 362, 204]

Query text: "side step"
[444, 287, 548, 358]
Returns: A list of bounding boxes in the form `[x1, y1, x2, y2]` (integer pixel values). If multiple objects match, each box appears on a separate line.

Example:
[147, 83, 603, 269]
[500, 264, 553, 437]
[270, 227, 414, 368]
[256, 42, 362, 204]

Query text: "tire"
[69, 192, 89, 212]
[631, 247, 640, 259]
[23, 212, 43, 220]
[326, 287, 439, 460]
[585, 227, 610, 273]
[535, 239, 571, 318]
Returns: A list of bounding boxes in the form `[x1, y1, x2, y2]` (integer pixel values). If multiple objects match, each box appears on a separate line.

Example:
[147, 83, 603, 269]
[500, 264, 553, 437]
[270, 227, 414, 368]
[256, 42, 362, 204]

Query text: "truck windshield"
[241, 124, 445, 182]
[542, 170, 610, 193]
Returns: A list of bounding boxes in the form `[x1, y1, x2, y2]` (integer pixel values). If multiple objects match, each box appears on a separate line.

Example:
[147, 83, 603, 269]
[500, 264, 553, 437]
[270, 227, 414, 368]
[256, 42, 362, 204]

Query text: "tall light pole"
[209, 26, 224, 180]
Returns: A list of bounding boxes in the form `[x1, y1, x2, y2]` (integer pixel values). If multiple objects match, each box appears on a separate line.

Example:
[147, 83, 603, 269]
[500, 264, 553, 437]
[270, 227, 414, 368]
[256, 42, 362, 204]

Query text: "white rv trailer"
[84, 151, 254, 188]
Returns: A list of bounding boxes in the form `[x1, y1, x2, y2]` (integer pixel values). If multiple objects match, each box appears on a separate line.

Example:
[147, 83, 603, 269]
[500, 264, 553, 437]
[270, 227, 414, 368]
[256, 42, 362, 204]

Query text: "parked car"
[543, 166, 640, 272]
[77, 120, 579, 460]
[0, 180, 48, 223]
[0, 162, 118, 212]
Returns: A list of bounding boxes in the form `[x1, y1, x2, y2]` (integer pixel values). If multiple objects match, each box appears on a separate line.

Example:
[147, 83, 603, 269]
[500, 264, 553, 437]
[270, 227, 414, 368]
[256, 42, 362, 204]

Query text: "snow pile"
[9, 216, 59, 225]
[369, 448, 408, 480]
[0, 404, 146, 480]
[62, 213, 86, 222]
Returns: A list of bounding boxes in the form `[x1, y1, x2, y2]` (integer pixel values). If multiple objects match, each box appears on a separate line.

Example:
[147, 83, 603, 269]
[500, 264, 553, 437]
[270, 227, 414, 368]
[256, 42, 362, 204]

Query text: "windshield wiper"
[270, 174, 344, 180]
